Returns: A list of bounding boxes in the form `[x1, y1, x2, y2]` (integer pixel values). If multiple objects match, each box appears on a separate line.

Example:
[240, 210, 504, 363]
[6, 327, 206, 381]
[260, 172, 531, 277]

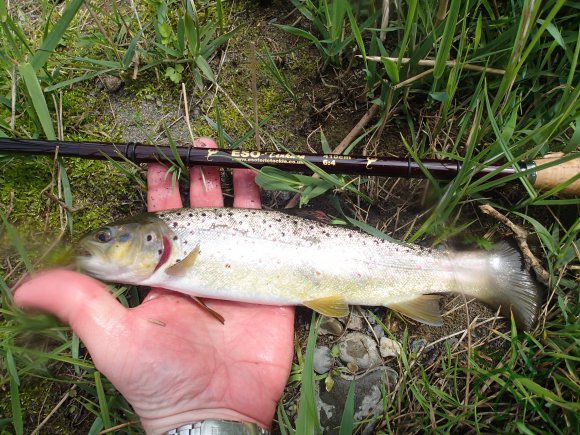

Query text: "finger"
[189, 138, 224, 207]
[147, 163, 183, 212]
[232, 169, 261, 209]
[13, 269, 126, 353]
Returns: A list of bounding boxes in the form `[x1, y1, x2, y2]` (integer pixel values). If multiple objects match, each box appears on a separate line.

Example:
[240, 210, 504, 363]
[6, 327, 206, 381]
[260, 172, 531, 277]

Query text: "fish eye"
[95, 228, 112, 243]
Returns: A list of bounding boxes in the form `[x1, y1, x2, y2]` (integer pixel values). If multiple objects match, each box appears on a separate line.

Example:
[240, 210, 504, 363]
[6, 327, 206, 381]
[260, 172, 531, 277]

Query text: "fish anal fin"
[191, 296, 225, 324]
[166, 244, 200, 277]
[388, 295, 443, 326]
[304, 295, 349, 317]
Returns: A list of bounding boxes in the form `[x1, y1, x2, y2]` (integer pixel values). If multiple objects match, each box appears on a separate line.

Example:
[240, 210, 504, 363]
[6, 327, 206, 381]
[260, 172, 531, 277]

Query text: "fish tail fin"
[462, 243, 542, 330]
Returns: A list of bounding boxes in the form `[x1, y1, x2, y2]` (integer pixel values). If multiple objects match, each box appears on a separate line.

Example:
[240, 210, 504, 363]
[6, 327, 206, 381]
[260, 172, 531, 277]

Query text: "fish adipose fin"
[387, 295, 443, 326]
[166, 245, 201, 276]
[304, 295, 349, 317]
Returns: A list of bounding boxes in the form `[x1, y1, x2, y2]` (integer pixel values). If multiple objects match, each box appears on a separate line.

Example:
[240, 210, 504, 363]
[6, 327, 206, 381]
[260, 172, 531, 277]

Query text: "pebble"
[319, 317, 344, 336]
[338, 333, 382, 370]
[97, 74, 123, 93]
[313, 346, 333, 374]
[346, 314, 363, 330]
[411, 338, 428, 354]
[379, 337, 402, 358]
[373, 324, 385, 338]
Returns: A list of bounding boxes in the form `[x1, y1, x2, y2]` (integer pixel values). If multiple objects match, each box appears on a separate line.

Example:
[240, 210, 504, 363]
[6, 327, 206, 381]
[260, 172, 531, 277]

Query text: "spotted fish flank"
[76, 208, 541, 329]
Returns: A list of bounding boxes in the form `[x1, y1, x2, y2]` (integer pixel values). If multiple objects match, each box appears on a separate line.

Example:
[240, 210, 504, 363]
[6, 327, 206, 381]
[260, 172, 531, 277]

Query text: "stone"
[97, 74, 123, 93]
[373, 324, 386, 338]
[379, 337, 402, 358]
[346, 314, 363, 330]
[338, 333, 382, 370]
[319, 317, 344, 336]
[411, 338, 428, 354]
[317, 366, 399, 433]
[313, 346, 333, 374]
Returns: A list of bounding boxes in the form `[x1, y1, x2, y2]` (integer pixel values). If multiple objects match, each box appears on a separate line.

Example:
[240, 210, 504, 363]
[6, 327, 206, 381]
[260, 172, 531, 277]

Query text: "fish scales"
[152, 208, 455, 306]
[77, 207, 542, 329]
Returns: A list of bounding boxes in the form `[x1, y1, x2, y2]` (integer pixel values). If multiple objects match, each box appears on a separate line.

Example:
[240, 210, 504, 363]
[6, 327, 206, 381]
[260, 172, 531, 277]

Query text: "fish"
[76, 208, 541, 329]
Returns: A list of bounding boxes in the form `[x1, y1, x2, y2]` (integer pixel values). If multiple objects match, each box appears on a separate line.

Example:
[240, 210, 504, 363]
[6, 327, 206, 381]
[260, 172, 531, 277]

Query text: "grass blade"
[94, 371, 111, 429]
[18, 62, 56, 139]
[339, 381, 356, 435]
[295, 313, 320, 434]
[9, 376, 23, 435]
[30, 0, 85, 71]
[433, 0, 461, 79]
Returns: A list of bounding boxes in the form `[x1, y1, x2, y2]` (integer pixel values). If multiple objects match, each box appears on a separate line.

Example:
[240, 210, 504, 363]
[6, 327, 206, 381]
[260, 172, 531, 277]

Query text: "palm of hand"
[100, 292, 294, 427]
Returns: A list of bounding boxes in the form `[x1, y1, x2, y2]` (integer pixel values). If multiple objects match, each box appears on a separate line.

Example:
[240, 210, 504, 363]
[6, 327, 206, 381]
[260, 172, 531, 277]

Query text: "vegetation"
[1, 0, 578, 434]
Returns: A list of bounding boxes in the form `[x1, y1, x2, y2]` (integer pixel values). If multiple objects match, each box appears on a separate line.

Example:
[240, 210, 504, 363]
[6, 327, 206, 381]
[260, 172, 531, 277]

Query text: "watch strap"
[165, 420, 270, 435]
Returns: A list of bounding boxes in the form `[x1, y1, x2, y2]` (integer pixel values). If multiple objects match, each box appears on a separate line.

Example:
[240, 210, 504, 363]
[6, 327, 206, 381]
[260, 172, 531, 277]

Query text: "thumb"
[14, 269, 127, 352]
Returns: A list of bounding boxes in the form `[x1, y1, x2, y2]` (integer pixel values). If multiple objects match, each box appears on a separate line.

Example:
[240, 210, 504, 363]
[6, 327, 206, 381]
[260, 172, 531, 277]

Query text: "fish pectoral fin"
[166, 244, 200, 276]
[387, 295, 443, 326]
[304, 295, 349, 317]
[191, 296, 225, 324]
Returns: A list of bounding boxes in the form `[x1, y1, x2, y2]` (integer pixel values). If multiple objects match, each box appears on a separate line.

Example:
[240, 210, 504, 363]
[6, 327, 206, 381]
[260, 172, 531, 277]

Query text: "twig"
[479, 204, 550, 285]
[285, 104, 380, 208]
[364, 56, 506, 75]
[31, 387, 76, 435]
[11, 65, 16, 130]
[99, 421, 140, 434]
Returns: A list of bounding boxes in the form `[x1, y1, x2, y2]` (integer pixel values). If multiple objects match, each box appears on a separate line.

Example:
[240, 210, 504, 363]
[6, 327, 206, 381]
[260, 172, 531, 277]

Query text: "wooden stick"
[363, 56, 506, 75]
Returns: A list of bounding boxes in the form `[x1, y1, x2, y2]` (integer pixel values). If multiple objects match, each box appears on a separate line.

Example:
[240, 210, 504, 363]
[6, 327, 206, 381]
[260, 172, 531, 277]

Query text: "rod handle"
[533, 155, 580, 195]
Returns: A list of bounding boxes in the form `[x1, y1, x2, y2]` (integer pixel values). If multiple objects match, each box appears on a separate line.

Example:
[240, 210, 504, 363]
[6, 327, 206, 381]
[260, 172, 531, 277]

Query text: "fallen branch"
[363, 56, 506, 75]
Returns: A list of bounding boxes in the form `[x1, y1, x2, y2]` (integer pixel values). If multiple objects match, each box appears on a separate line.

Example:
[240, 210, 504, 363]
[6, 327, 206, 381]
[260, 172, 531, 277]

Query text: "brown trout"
[76, 208, 541, 329]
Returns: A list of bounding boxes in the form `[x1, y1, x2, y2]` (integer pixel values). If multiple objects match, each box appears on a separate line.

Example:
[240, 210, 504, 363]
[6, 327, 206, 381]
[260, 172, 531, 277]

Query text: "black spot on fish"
[251, 211, 256, 214]
[281, 232, 285, 237]
[176, 258, 181, 262]
[177, 212, 182, 216]
[228, 211, 233, 216]
[173, 236, 178, 241]
[218, 213, 223, 217]
[201, 212, 207, 217]
[189, 213, 193, 217]
[172, 222, 178, 228]
[225, 263, 231, 268]
[184, 240, 188, 244]
[244, 213, 248, 217]
[146, 235, 153, 242]
[309, 225, 314, 230]
[158, 249, 162, 255]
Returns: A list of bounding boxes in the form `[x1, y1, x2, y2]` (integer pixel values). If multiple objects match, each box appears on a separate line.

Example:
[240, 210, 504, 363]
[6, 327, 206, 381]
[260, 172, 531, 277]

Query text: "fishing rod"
[1, 137, 578, 195]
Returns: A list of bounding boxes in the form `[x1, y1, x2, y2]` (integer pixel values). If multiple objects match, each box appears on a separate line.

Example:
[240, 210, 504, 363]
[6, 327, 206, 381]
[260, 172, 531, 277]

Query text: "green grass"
[1, 0, 579, 434]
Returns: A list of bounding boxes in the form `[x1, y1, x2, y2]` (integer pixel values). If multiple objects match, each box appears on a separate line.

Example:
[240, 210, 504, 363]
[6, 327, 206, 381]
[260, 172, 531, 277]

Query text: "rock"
[346, 314, 363, 330]
[373, 324, 385, 338]
[379, 337, 402, 358]
[97, 74, 123, 93]
[338, 333, 381, 370]
[317, 367, 399, 433]
[411, 338, 428, 354]
[319, 317, 344, 336]
[313, 346, 333, 374]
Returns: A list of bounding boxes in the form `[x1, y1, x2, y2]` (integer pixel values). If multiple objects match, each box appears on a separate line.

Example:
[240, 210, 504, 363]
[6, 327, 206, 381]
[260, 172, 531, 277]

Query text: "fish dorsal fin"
[166, 244, 200, 276]
[304, 295, 349, 317]
[387, 295, 443, 326]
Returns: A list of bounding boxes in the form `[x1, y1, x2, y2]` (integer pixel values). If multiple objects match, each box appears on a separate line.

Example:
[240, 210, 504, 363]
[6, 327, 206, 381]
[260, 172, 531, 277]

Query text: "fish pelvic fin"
[166, 244, 200, 276]
[387, 295, 443, 326]
[462, 243, 542, 331]
[304, 295, 349, 317]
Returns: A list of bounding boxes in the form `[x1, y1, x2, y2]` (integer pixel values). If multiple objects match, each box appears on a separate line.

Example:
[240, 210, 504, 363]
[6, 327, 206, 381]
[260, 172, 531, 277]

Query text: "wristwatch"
[165, 420, 270, 435]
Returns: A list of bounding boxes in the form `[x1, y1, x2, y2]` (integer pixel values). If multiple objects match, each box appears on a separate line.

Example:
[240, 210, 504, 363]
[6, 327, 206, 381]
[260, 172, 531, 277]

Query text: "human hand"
[14, 138, 295, 434]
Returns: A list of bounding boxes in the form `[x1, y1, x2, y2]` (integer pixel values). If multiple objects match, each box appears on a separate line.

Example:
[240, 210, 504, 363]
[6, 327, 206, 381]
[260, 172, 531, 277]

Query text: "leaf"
[434, 0, 461, 79]
[430, 91, 450, 102]
[382, 57, 399, 83]
[184, 13, 199, 57]
[10, 376, 23, 435]
[320, 129, 331, 154]
[30, 0, 85, 71]
[195, 55, 215, 82]
[339, 381, 356, 435]
[563, 115, 580, 153]
[18, 62, 56, 139]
